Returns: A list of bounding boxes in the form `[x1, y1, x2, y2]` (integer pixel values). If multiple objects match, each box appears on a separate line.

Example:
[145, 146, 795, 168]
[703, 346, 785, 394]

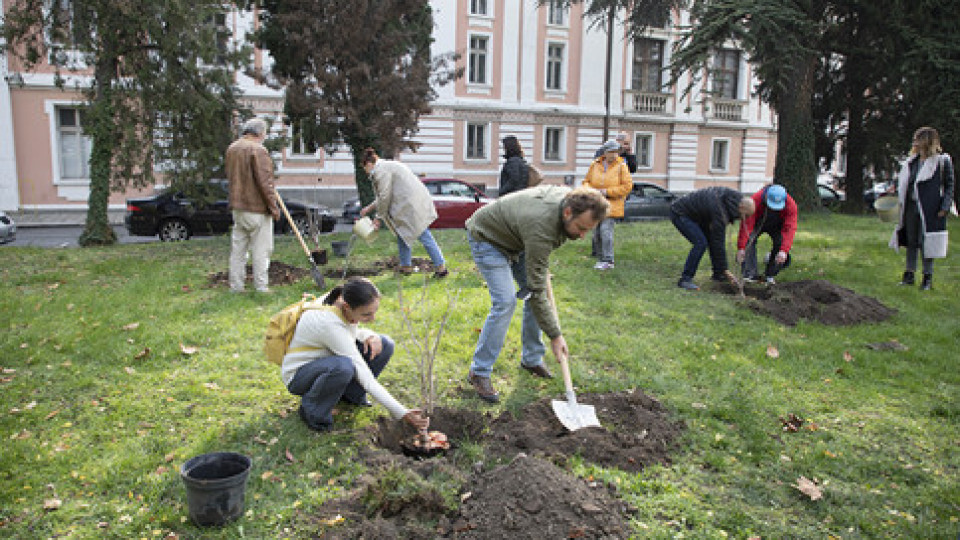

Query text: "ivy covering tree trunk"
[2, 0, 245, 246]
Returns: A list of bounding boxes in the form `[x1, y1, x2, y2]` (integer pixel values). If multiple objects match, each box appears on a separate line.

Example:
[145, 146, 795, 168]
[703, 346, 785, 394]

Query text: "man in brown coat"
[225, 118, 280, 293]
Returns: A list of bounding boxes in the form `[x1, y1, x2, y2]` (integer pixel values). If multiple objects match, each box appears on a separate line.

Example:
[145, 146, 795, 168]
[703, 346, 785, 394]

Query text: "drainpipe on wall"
[0, 45, 23, 211]
[601, 4, 615, 142]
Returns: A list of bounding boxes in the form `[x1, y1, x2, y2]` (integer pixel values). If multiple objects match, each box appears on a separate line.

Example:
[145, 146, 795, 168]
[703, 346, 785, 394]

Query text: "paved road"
[2, 222, 353, 248]
[1, 225, 160, 248]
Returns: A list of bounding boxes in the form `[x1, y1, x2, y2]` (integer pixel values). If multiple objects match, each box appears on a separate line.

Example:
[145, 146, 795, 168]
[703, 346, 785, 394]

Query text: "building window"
[466, 123, 487, 160]
[635, 133, 653, 169]
[289, 118, 318, 156]
[547, 0, 567, 26]
[56, 107, 92, 180]
[470, 0, 488, 16]
[711, 139, 730, 172]
[632, 38, 665, 92]
[544, 127, 563, 161]
[207, 11, 230, 66]
[546, 43, 564, 91]
[468, 35, 489, 84]
[711, 49, 740, 99]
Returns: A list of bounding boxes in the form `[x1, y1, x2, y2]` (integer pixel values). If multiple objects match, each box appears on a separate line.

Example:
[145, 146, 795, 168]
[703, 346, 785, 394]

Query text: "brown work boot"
[397, 265, 415, 275]
[521, 363, 553, 379]
[468, 371, 500, 403]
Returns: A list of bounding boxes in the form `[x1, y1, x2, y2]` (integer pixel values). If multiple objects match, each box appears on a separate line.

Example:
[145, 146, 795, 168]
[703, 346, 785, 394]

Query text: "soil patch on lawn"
[715, 279, 896, 326]
[324, 256, 438, 279]
[307, 391, 680, 539]
[207, 260, 309, 287]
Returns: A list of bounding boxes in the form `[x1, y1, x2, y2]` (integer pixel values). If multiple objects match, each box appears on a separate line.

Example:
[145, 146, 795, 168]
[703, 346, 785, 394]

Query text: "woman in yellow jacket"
[583, 139, 633, 269]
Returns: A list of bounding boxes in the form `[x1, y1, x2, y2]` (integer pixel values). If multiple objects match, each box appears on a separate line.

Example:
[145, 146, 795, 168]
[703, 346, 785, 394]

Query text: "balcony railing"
[623, 90, 674, 115]
[706, 97, 747, 121]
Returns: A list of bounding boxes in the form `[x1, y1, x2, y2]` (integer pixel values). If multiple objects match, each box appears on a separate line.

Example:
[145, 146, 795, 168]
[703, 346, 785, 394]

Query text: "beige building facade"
[0, 0, 776, 212]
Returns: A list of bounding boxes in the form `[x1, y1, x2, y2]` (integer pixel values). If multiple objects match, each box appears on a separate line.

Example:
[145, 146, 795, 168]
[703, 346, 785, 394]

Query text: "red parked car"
[342, 178, 492, 229]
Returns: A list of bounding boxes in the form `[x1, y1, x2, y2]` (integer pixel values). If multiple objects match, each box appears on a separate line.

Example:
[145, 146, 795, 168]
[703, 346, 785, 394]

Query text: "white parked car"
[0, 211, 16, 244]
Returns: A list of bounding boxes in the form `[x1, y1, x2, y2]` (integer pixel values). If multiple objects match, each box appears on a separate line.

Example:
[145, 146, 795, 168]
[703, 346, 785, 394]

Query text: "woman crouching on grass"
[281, 277, 429, 432]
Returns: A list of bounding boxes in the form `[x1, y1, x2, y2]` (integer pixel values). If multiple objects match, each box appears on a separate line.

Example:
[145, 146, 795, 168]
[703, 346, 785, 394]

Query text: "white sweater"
[281, 307, 408, 420]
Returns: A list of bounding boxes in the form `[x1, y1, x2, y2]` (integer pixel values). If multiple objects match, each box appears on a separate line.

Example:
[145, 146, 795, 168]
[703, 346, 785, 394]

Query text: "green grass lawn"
[1, 213, 958, 539]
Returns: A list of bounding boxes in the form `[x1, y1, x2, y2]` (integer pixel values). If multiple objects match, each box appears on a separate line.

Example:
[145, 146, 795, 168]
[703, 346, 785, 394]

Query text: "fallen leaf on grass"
[285, 449, 297, 463]
[766, 345, 780, 359]
[134, 348, 150, 360]
[43, 498, 62, 511]
[320, 514, 344, 526]
[843, 351, 853, 362]
[124, 367, 136, 375]
[203, 382, 220, 391]
[122, 322, 140, 331]
[261, 471, 274, 481]
[179, 343, 199, 355]
[779, 413, 804, 432]
[45, 410, 60, 420]
[164, 452, 177, 463]
[795, 476, 823, 500]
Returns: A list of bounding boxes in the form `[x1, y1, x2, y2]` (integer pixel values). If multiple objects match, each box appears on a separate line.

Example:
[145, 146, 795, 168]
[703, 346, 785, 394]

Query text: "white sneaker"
[764, 276, 776, 285]
[594, 261, 614, 270]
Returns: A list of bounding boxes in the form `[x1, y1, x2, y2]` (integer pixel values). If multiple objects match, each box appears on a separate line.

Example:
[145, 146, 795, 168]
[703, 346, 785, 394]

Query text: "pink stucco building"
[0, 1, 776, 213]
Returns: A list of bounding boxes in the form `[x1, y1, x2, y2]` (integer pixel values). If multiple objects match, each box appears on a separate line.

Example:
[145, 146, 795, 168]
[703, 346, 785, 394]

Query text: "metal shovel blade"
[551, 394, 601, 431]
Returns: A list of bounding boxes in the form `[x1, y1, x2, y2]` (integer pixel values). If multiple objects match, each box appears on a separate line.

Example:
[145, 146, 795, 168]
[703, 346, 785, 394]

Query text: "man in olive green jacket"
[465, 185, 609, 403]
[225, 117, 280, 293]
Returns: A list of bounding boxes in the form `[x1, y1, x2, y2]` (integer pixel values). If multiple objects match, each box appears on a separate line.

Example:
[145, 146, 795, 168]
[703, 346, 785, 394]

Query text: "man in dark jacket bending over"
[670, 186, 755, 291]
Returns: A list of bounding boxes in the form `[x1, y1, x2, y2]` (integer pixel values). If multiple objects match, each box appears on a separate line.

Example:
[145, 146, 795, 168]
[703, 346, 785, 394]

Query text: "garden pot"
[180, 452, 251, 526]
[875, 196, 899, 223]
[331, 241, 350, 257]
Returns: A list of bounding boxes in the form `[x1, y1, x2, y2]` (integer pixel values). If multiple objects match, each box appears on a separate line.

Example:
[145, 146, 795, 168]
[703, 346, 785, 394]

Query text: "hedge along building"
[0, 1, 776, 214]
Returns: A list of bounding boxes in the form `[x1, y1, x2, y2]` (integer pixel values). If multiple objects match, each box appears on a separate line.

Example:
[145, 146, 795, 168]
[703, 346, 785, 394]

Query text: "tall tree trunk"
[774, 54, 819, 210]
[79, 57, 118, 246]
[842, 96, 867, 214]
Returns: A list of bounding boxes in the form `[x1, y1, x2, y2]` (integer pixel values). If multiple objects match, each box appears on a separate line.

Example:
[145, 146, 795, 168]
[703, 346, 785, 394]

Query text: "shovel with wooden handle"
[545, 274, 601, 431]
[274, 190, 325, 289]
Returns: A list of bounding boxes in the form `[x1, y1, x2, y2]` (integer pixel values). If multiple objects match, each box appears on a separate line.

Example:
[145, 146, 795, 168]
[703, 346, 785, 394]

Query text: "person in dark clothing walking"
[499, 136, 530, 197]
[670, 186, 755, 290]
[889, 126, 955, 290]
[736, 184, 798, 285]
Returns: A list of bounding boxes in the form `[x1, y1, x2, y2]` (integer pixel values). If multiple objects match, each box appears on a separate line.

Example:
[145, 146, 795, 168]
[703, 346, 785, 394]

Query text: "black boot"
[899, 271, 915, 285]
[921, 273, 932, 290]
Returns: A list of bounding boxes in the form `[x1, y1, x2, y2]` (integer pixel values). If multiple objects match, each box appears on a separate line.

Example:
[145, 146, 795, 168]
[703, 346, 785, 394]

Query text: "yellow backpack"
[263, 294, 328, 365]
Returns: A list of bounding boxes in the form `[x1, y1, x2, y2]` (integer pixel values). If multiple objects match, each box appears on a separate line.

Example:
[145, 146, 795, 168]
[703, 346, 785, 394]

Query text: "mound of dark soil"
[305, 391, 682, 539]
[454, 454, 634, 539]
[716, 279, 896, 326]
[207, 261, 309, 287]
[487, 390, 684, 472]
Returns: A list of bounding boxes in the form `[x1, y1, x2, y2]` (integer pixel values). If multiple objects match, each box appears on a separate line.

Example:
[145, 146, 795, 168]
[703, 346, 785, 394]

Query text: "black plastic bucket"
[180, 452, 251, 526]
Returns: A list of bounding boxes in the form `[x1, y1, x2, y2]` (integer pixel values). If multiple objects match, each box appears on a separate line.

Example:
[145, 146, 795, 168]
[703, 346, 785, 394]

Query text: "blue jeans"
[671, 210, 711, 281]
[286, 336, 393, 429]
[592, 218, 615, 263]
[397, 229, 445, 267]
[468, 234, 545, 377]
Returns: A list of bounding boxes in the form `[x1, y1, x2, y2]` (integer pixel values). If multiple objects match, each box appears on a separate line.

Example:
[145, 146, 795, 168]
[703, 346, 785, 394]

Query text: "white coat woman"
[359, 148, 448, 277]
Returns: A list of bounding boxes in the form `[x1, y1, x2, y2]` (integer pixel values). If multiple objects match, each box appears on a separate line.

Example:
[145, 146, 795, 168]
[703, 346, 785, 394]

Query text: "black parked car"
[621, 181, 678, 221]
[125, 180, 336, 242]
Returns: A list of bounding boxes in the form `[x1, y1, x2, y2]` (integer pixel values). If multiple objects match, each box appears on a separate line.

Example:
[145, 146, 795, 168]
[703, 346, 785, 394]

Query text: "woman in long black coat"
[889, 127, 955, 291]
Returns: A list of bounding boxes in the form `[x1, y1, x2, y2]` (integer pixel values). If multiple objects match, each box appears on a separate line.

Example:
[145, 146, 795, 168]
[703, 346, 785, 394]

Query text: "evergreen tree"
[2, 0, 245, 245]
[255, 0, 459, 206]
[668, 0, 829, 209]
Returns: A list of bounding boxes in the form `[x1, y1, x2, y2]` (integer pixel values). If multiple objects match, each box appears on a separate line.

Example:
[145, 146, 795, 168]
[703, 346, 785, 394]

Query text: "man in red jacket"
[736, 184, 797, 285]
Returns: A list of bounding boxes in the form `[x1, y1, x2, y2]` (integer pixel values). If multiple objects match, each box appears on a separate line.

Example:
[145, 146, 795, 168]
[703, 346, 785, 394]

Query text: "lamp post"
[601, 4, 615, 141]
